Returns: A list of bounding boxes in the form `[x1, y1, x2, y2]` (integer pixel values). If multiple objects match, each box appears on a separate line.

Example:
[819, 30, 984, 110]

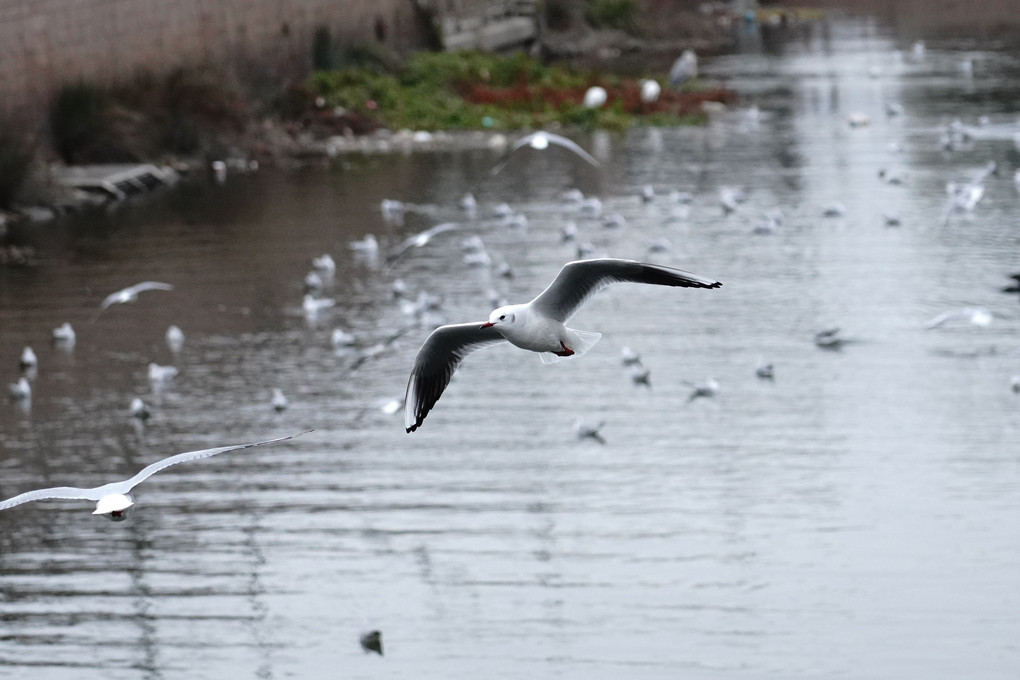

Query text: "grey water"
[2, 16, 1020, 680]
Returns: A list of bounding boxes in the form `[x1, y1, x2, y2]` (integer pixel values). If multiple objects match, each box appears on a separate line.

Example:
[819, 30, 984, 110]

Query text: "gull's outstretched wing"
[542, 132, 600, 168]
[529, 259, 722, 323]
[96, 281, 175, 319]
[119, 430, 311, 491]
[404, 322, 507, 433]
[0, 486, 103, 511]
[490, 132, 598, 176]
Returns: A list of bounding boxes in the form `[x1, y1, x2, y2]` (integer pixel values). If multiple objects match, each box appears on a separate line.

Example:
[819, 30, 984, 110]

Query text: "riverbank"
[0, 5, 832, 232]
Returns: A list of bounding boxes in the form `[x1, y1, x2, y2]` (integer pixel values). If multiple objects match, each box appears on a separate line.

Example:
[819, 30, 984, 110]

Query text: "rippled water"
[2, 16, 1020, 680]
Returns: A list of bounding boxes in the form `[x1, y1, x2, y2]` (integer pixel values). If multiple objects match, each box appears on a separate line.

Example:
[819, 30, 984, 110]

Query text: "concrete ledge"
[443, 16, 536, 52]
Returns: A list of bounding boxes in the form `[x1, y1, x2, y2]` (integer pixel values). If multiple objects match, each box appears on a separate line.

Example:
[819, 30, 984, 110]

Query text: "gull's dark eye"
[499, 315, 505, 320]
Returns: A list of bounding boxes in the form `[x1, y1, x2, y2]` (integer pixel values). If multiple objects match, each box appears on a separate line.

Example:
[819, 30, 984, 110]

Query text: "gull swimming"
[0, 431, 308, 521]
[166, 325, 185, 352]
[490, 131, 599, 175]
[403, 258, 722, 432]
[130, 397, 150, 421]
[271, 388, 289, 412]
[52, 322, 76, 346]
[574, 418, 607, 444]
[8, 377, 30, 401]
[19, 346, 37, 371]
[95, 282, 174, 319]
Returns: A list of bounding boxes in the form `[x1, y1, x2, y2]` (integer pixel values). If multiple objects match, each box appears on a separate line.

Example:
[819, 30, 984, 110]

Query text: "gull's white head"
[481, 305, 518, 329]
[93, 493, 134, 521]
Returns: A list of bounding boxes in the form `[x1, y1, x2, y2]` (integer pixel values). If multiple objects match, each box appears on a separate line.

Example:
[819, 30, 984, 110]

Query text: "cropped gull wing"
[529, 259, 722, 323]
[0, 485, 104, 511]
[120, 431, 310, 491]
[404, 322, 507, 433]
[542, 132, 600, 168]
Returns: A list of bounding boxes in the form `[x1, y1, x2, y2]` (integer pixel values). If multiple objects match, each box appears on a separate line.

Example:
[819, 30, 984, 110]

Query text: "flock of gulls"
[2, 39, 1019, 658]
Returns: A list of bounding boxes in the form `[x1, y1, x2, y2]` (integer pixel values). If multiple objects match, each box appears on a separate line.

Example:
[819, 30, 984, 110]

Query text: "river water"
[1, 15, 1019, 680]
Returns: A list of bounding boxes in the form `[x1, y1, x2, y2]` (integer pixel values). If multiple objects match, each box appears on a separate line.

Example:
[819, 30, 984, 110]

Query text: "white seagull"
[386, 222, 461, 265]
[95, 282, 174, 319]
[8, 377, 31, 401]
[639, 79, 661, 103]
[19, 346, 37, 371]
[0, 431, 308, 521]
[583, 86, 608, 108]
[669, 50, 698, 88]
[490, 131, 599, 175]
[52, 322, 76, 346]
[166, 325, 185, 352]
[403, 259, 722, 432]
[924, 307, 994, 330]
[271, 388, 289, 412]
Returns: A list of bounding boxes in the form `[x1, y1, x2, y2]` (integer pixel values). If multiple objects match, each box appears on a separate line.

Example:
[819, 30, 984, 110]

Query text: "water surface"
[1, 16, 1019, 680]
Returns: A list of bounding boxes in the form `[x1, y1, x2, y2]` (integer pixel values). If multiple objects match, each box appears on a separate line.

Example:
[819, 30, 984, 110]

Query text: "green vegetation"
[48, 65, 248, 164]
[584, 0, 640, 35]
[298, 50, 731, 132]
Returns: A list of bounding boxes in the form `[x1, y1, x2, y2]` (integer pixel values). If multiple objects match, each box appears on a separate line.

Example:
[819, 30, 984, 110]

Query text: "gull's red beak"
[480, 322, 494, 329]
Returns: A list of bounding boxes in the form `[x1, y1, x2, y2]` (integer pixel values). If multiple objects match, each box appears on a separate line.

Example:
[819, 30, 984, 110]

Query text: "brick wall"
[0, 0, 426, 125]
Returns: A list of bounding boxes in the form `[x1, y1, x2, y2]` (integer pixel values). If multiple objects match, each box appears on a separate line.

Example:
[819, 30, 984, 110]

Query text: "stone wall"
[0, 0, 426, 125]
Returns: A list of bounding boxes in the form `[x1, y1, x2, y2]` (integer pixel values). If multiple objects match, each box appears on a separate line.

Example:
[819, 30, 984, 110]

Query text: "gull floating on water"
[814, 328, 847, 349]
[271, 388, 289, 412]
[0, 431, 308, 521]
[166, 325, 185, 352]
[331, 328, 358, 348]
[19, 346, 37, 371]
[490, 131, 599, 175]
[685, 378, 720, 402]
[313, 253, 337, 273]
[574, 418, 606, 445]
[8, 377, 30, 401]
[148, 362, 178, 384]
[349, 235, 379, 257]
[360, 630, 383, 656]
[95, 282, 174, 320]
[620, 346, 642, 367]
[303, 294, 335, 317]
[52, 322, 76, 346]
[130, 397, 150, 421]
[403, 259, 722, 432]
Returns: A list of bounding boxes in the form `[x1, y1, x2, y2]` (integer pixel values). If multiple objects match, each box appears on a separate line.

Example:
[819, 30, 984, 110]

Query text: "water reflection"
[2, 13, 1020, 680]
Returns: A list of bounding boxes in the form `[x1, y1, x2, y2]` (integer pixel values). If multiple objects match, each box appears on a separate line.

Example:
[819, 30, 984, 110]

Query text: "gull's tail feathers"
[540, 329, 602, 365]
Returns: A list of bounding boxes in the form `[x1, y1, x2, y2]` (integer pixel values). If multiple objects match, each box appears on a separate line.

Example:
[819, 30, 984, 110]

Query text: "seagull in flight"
[0, 431, 309, 521]
[490, 131, 599, 176]
[924, 307, 994, 329]
[403, 258, 722, 432]
[386, 222, 461, 265]
[94, 281, 174, 320]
